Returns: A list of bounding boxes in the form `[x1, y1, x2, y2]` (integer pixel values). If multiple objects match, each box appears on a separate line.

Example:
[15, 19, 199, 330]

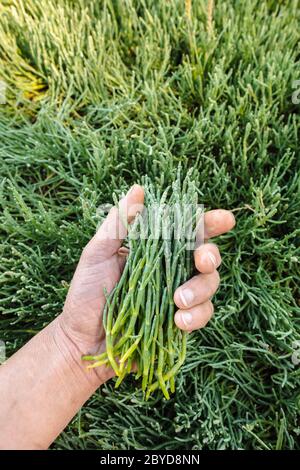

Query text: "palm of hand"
[61, 247, 123, 355]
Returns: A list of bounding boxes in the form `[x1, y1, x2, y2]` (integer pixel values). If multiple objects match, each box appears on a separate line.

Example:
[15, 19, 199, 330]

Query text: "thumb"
[83, 185, 145, 260]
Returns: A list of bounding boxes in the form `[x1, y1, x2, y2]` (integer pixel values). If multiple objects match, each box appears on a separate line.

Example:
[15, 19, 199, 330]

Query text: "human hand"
[58, 185, 145, 385]
[57, 185, 235, 386]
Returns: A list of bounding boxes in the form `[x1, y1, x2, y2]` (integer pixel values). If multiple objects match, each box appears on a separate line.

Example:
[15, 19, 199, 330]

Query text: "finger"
[118, 246, 130, 257]
[84, 185, 144, 259]
[173, 271, 220, 310]
[204, 209, 235, 239]
[117, 247, 129, 271]
[97, 184, 144, 244]
[174, 300, 214, 331]
[194, 243, 221, 274]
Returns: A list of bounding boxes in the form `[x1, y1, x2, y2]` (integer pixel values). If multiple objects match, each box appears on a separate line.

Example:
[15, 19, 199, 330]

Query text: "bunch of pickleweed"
[84, 174, 202, 399]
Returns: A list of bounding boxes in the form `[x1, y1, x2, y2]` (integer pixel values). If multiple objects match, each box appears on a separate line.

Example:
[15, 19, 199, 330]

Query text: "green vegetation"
[0, 0, 299, 450]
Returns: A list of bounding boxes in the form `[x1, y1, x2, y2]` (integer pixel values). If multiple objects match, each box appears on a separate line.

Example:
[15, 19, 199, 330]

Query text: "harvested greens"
[83, 174, 202, 399]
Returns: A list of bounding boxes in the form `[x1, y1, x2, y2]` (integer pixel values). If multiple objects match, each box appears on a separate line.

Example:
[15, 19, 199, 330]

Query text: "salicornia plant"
[83, 173, 202, 399]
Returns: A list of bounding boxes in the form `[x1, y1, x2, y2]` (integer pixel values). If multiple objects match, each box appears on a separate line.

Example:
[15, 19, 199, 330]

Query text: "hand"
[58, 185, 235, 385]
[58, 185, 145, 384]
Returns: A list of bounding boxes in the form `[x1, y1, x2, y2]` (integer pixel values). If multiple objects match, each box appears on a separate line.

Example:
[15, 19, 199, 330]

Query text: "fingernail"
[179, 288, 194, 307]
[207, 252, 217, 267]
[206, 224, 216, 236]
[181, 312, 193, 327]
[230, 212, 236, 228]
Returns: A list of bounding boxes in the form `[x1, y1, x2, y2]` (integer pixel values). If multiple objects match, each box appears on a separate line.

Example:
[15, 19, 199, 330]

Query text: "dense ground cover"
[0, 0, 299, 449]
